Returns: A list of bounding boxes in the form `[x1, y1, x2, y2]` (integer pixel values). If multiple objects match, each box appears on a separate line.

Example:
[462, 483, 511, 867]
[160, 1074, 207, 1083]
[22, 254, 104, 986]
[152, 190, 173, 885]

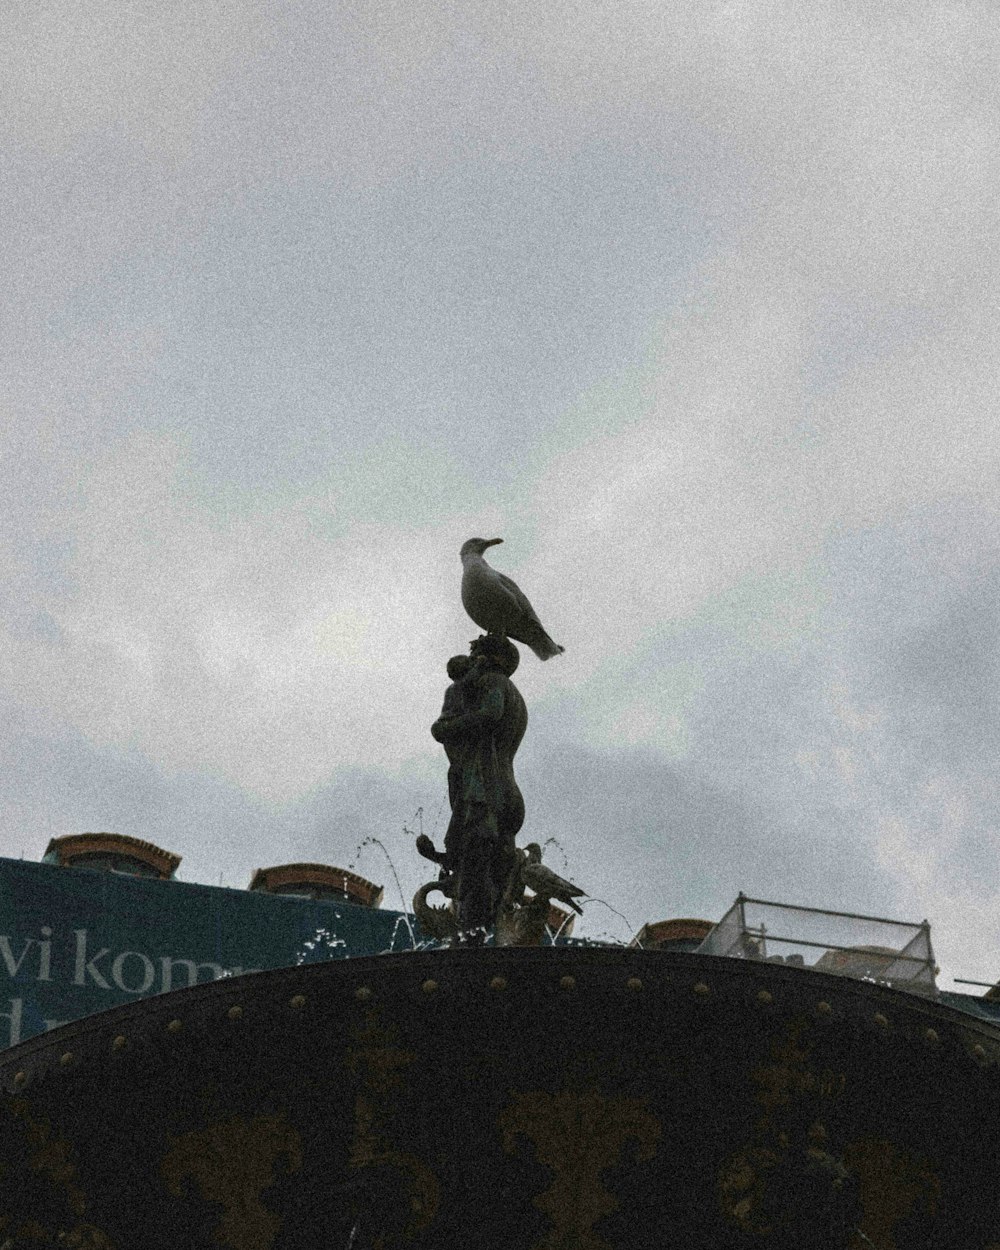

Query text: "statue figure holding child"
[413, 536, 583, 944]
[418, 634, 526, 941]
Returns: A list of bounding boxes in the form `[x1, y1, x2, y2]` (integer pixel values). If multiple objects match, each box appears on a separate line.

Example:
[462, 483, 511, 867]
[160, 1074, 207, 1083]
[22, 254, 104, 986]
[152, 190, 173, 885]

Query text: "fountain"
[2, 544, 1000, 1246]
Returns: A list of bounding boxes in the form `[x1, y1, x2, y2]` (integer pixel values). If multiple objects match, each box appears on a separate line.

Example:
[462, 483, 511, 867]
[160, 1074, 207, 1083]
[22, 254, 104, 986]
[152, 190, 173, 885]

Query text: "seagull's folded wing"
[494, 571, 545, 629]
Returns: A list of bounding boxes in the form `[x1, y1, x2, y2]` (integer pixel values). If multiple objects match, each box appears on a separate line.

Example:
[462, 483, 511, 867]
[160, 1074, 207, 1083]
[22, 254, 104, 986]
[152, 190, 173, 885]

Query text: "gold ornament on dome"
[345, 1009, 440, 1243]
[500, 1088, 660, 1250]
[844, 1137, 940, 1250]
[0, 1096, 115, 1248]
[160, 1112, 302, 1250]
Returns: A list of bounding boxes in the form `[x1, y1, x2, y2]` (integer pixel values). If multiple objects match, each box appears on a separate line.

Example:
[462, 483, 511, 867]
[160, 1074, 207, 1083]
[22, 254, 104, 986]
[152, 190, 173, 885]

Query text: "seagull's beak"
[484, 537, 503, 548]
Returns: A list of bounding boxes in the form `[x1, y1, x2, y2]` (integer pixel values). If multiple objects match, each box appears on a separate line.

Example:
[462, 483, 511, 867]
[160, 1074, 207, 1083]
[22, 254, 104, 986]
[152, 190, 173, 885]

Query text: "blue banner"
[0, 856, 413, 1047]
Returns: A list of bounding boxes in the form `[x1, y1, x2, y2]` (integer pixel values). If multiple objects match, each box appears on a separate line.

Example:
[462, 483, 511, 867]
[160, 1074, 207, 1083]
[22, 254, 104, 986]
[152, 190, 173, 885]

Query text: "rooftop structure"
[697, 893, 938, 995]
[248, 862, 384, 908]
[631, 917, 714, 952]
[43, 832, 182, 880]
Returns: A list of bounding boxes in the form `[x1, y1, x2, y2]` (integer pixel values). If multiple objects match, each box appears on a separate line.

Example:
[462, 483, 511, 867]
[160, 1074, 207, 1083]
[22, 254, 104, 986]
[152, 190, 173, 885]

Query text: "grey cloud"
[518, 738, 898, 940]
[0, 711, 435, 906]
[3, 3, 1000, 986]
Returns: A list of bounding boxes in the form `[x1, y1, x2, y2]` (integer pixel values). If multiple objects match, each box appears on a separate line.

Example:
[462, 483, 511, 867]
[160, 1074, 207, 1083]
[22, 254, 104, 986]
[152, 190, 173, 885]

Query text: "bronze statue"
[419, 635, 527, 941]
[414, 546, 580, 944]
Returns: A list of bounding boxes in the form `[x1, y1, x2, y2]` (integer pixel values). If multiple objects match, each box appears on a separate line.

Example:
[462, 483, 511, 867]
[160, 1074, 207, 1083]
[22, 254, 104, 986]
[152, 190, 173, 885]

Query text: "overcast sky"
[2, 2, 999, 984]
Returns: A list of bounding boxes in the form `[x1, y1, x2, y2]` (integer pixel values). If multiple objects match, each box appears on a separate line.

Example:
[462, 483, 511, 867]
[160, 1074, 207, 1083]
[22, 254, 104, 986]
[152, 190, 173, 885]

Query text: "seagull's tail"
[510, 616, 565, 660]
[528, 632, 565, 661]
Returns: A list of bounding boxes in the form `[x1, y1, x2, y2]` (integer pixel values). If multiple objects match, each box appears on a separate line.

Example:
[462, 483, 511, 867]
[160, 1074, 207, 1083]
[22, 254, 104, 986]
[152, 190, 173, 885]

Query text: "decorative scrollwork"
[500, 1088, 660, 1250]
[160, 1112, 302, 1250]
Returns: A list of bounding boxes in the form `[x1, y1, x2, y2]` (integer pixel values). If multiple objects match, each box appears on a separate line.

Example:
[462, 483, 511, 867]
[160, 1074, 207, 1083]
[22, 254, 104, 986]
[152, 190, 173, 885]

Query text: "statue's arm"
[430, 716, 453, 742]
[431, 679, 505, 740]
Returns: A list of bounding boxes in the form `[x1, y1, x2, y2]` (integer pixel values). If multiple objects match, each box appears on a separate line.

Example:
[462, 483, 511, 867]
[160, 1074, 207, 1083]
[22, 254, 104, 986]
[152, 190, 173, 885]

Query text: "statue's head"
[446, 655, 472, 681]
[470, 634, 520, 675]
[460, 537, 503, 559]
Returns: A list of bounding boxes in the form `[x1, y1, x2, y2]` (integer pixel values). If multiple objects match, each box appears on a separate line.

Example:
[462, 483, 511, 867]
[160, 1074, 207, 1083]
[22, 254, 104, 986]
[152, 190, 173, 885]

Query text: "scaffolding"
[696, 893, 937, 996]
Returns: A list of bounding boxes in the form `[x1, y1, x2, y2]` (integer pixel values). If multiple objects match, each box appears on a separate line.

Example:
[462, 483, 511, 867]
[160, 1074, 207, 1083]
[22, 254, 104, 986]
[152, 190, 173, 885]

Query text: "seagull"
[460, 538, 564, 661]
[519, 842, 585, 915]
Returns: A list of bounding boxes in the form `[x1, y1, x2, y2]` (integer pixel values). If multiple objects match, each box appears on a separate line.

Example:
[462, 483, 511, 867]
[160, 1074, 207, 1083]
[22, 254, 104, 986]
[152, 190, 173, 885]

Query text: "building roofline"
[44, 833, 182, 878]
[248, 863, 384, 908]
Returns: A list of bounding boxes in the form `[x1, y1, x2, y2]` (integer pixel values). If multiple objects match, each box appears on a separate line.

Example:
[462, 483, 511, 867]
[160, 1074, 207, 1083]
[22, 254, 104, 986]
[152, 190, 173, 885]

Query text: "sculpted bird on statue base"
[518, 842, 585, 915]
[496, 842, 586, 946]
[412, 880, 459, 942]
[460, 538, 564, 661]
